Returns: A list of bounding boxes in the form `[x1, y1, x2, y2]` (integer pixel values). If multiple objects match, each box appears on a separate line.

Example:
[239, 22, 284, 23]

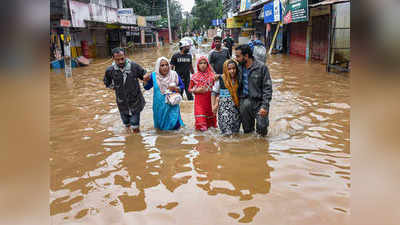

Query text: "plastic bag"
[166, 92, 182, 106]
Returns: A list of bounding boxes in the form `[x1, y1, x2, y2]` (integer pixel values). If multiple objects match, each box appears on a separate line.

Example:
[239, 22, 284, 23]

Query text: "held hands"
[212, 97, 219, 114]
[258, 108, 268, 117]
[143, 74, 151, 82]
[212, 105, 218, 114]
[195, 87, 208, 94]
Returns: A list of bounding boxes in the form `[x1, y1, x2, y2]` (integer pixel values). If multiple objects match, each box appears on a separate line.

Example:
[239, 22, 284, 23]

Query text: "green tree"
[191, 0, 223, 31]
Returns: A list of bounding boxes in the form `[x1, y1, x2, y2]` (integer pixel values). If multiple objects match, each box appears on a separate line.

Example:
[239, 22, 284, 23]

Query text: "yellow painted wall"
[71, 46, 98, 58]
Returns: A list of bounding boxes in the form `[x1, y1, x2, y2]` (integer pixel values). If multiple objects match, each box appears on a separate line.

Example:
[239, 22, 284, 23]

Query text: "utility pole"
[63, 0, 72, 77]
[166, 0, 172, 44]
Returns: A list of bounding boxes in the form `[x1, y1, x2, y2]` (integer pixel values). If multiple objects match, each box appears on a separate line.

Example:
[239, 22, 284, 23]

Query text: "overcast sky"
[177, 0, 194, 13]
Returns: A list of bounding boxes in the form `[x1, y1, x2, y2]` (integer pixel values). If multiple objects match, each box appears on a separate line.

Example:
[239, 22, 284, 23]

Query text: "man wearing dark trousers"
[170, 41, 194, 101]
[234, 44, 272, 136]
[104, 47, 147, 133]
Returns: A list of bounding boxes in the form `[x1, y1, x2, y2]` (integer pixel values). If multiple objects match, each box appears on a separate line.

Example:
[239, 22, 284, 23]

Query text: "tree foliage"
[123, 0, 183, 29]
[191, 0, 223, 31]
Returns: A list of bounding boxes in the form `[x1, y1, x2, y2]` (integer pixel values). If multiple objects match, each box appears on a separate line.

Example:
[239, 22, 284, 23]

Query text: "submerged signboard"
[282, 0, 308, 24]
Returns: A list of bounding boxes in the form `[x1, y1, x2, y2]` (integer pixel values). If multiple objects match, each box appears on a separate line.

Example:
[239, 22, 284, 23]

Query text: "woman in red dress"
[189, 56, 217, 131]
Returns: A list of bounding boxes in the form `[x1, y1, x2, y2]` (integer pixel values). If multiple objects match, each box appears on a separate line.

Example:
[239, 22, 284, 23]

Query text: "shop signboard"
[89, 3, 118, 24]
[212, 19, 224, 26]
[264, 0, 282, 23]
[118, 8, 134, 16]
[282, 0, 308, 24]
[69, 0, 91, 28]
[60, 19, 71, 27]
[137, 16, 147, 27]
[118, 8, 136, 24]
[146, 15, 162, 21]
[226, 16, 252, 28]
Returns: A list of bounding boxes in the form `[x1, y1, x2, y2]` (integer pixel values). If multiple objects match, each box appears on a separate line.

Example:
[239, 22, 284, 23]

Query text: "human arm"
[189, 80, 208, 94]
[259, 66, 273, 117]
[103, 68, 114, 89]
[143, 73, 154, 90]
[188, 80, 195, 93]
[208, 51, 214, 71]
[175, 75, 185, 92]
[225, 49, 231, 59]
[143, 73, 151, 82]
[190, 57, 194, 74]
[208, 52, 218, 76]
[134, 63, 147, 81]
[211, 80, 220, 114]
[170, 54, 177, 71]
[211, 95, 219, 114]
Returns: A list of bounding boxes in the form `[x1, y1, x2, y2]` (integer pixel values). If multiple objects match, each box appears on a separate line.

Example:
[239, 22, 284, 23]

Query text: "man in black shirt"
[104, 47, 147, 133]
[235, 44, 272, 136]
[170, 41, 194, 100]
[209, 36, 230, 76]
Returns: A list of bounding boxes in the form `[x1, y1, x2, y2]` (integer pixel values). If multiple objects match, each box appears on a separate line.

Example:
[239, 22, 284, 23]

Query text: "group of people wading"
[104, 36, 272, 136]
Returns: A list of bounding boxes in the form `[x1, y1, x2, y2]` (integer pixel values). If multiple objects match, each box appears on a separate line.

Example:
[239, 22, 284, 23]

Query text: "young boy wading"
[104, 48, 147, 133]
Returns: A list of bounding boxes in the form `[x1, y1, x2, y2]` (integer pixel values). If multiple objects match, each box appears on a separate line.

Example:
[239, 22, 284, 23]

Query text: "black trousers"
[239, 98, 269, 136]
[181, 75, 193, 101]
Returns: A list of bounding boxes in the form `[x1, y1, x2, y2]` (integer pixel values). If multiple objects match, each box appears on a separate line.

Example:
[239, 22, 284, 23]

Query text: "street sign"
[146, 15, 162, 21]
[60, 19, 71, 27]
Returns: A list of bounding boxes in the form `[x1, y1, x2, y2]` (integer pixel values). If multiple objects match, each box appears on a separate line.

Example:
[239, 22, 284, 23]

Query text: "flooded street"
[50, 45, 350, 225]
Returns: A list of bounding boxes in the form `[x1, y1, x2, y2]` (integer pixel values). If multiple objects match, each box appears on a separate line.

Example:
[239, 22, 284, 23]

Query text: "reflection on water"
[50, 45, 350, 224]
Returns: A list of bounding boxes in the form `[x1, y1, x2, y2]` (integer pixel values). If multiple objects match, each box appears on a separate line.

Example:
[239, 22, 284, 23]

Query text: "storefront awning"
[310, 0, 349, 8]
[85, 20, 138, 29]
[237, 8, 262, 17]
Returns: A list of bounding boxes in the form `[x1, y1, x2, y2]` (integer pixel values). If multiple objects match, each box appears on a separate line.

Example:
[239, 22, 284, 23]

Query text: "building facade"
[222, 0, 350, 72]
[50, 0, 163, 61]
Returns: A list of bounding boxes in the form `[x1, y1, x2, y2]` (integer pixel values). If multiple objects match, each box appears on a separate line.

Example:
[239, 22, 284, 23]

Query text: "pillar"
[306, 17, 312, 61]
[141, 29, 145, 45]
[155, 31, 160, 47]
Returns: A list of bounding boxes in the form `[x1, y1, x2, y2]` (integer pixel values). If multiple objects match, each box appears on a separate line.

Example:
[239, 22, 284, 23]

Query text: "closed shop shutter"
[290, 22, 307, 57]
[95, 29, 108, 58]
[312, 15, 329, 63]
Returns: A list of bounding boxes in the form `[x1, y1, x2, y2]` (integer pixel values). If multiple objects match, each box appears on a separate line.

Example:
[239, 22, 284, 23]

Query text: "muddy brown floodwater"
[50, 45, 350, 225]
